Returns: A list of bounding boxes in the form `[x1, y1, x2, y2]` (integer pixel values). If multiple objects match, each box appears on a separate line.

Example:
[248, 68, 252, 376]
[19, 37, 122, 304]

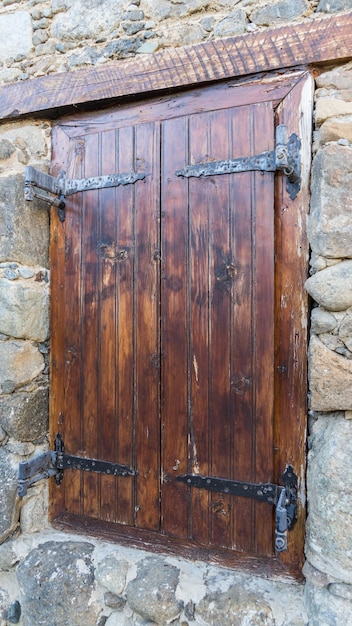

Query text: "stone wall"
[0, 1, 352, 625]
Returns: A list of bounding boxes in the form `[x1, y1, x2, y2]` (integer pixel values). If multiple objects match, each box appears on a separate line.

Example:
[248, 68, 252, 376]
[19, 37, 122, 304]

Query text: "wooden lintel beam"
[0, 11, 351, 121]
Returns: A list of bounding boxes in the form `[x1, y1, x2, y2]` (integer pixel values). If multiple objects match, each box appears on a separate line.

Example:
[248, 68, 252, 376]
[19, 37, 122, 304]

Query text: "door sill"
[52, 512, 303, 582]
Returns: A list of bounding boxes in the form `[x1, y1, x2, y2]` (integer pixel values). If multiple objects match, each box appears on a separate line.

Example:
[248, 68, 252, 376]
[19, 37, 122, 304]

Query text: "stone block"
[17, 541, 99, 626]
[0, 386, 48, 441]
[213, 11, 248, 37]
[305, 260, 352, 311]
[0, 175, 49, 267]
[96, 556, 129, 595]
[316, 60, 352, 90]
[196, 585, 275, 625]
[315, 97, 352, 125]
[308, 146, 352, 258]
[126, 557, 183, 623]
[319, 117, 352, 145]
[310, 308, 337, 334]
[0, 340, 44, 394]
[250, 0, 311, 25]
[0, 448, 18, 542]
[317, 0, 352, 12]
[0, 275, 49, 341]
[309, 336, 352, 410]
[338, 310, 352, 352]
[0, 12, 32, 65]
[52, 0, 123, 41]
[306, 419, 352, 584]
[305, 581, 352, 626]
[162, 23, 206, 47]
[144, 0, 210, 19]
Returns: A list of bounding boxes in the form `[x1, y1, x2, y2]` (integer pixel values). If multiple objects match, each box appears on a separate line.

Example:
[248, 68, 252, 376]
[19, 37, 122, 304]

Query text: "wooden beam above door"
[0, 10, 351, 122]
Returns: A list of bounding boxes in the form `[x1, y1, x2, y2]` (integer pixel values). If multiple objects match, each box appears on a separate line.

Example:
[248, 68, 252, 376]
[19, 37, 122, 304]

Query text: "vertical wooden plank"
[274, 73, 312, 575]
[161, 116, 190, 538]
[81, 132, 100, 519]
[62, 136, 85, 516]
[251, 103, 275, 557]
[99, 128, 118, 522]
[134, 122, 161, 530]
[115, 125, 136, 526]
[207, 109, 233, 550]
[188, 111, 211, 546]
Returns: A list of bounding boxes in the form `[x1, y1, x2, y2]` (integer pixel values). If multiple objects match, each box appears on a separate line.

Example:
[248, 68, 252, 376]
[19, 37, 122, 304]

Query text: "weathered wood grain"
[0, 11, 351, 120]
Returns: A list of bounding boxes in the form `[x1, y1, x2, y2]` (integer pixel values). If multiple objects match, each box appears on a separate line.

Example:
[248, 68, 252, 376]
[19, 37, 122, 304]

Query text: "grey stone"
[0, 539, 18, 571]
[0, 276, 49, 341]
[162, 22, 206, 46]
[309, 336, 352, 410]
[122, 22, 145, 36]
[0, 588, 10, 624]
[201, 17, 216, 31]
[52, 0, 123, 41]
[5, 269, 18, 280]
[17, 541, 98, 626]
[96, 556, 129, 595]
[126, 557, 183, 623]
[0, 340, 44, 393]
[136, 41, 159, 54]
[305, 261, 352, 311]
[319, 117, 352, 145]
[213, 11, 247, 37]
[0, 139, 15, 160]
[18, 267, 35, 279]
[338, 310, 352, 351]
[0, 12, 32, 64]
[329, 582, 352, 600]
[123, 10, 144, 21]
[67, 48, 100, 68]
[103, 39, 143, 59]
[0, 447, 18, 541]
[317, 0, 352, 12]
[0, 386, 48, 441]
[33, 18, 50, 30]
[308, 145, 352, 258]
[32, 30, 49, 46]
[0, 175, 49, 267]
[144, 0, 210, 19]
[0, 68, 22, 84]
[196, 584, 275, 625]
[104, 591, 126, 609]
[316, 60, 352, 91]
[250, 0, 311, 25]
[306, 414, 352, 583]
[305, 581, 352, 626]
[311, 308, 337, 334]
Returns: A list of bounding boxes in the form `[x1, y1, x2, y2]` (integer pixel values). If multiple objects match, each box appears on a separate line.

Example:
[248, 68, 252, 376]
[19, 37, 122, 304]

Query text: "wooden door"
[50, 71, 312, 576]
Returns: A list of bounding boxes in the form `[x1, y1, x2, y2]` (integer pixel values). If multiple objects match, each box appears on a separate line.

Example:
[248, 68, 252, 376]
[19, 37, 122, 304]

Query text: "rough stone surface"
[310, 308, 337, 335]
[317, 0, 352, 11]
[305, 581, 352, 626]
[126, 557, 183, 623]
[196, 584, 275, 625]
[315, 97, 352, 125]
[319, 117, 352, 145]
[0, 386, 48, 441]
[250, 0, 311, 25]
[316, 60, 352, 91]
[17, 541, 98, 626]
[309, 336, 352, 410]
[95, 556, 129, 596]
[306, 414, 352, 583]
[52, 0, 123, 41]
[0, 175, 49, 267]
[0, 275, 49, 341]
[305, 261, 352, 311]
[308, 145, 352, 258]
[0, 448, 18, 541]
[213, 11, 247, 37]
[338, 310, 352, 351]
[0, 340, 44, 394]
[0, 12, 32, 64]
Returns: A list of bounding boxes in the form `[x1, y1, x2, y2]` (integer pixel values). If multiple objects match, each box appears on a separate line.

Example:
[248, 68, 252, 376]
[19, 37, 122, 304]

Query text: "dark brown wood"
[53, 512, 303, 582]
[49, 72, 311, 577]
[0, 11, 351, 121]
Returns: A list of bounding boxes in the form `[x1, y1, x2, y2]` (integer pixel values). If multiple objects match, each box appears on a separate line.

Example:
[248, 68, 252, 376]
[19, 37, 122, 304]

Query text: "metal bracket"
[176, 464, 297, 552]
[24, 166, 146, 222]
[175, 124, 301, 200]
[18, 434, 137, 497]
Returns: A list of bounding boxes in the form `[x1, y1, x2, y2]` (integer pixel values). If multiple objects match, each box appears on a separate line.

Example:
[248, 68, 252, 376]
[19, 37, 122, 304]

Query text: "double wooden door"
[50, 71, 311, 575]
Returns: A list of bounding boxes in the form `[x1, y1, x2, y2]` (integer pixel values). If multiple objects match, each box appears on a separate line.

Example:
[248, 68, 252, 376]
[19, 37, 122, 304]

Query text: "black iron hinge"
[175, 124, 301, 200]
[177, 465, 298, 553]
[18, 434, 137, 497]
[24, 166, 146, 222]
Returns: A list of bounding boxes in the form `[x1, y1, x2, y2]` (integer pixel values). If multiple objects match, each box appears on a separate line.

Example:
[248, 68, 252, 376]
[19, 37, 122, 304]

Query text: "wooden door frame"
[0, 10, 351, 121]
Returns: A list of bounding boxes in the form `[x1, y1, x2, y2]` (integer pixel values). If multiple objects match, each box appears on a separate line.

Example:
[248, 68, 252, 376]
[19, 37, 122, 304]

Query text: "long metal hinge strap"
[176, 465, 297, 553]
[18, 434, 137, 497]
[24, 166, 146, 222]
[175, 125, 301, 200]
